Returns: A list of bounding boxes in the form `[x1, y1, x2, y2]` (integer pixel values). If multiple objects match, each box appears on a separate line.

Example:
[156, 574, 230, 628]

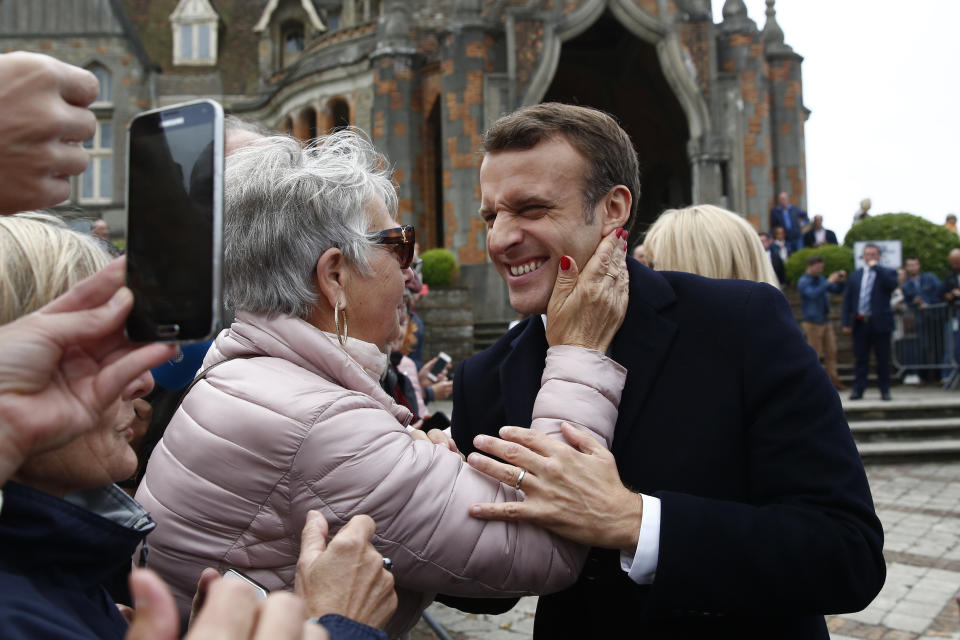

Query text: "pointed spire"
[722, 0, 747, 21]
[719, 0, 756, 34]
[762, 0, 793, 53]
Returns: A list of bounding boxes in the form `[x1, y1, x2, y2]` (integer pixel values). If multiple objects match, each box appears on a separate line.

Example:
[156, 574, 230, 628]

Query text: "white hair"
[223, 129, 398, 318]
[644, 204, 779, 287]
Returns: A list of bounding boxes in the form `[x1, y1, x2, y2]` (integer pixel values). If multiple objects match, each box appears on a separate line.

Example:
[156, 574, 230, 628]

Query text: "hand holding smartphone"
[426, 351, 452, 382]
[125, 99, 224, 342]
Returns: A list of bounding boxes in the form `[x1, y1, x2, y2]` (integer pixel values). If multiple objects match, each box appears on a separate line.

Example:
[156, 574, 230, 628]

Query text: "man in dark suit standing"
[769, 191, 808, 254]
[446, 103, 884, 640]
[842, 243, 899, 400]
[803, 214, 839, 248]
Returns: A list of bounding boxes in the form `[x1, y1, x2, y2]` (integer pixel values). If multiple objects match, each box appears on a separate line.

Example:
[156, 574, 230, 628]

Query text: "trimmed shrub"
[420, 248, 460, 287]
[843, 213, 960, 278]
[785, 245, 854, 284]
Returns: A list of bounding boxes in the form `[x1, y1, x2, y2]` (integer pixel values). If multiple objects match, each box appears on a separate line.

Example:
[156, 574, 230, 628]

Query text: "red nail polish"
[560, 256, 571, 271]
[617, 228, 627, 240]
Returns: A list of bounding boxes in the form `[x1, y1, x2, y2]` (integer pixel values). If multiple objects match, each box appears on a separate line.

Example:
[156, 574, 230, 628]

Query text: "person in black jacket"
[446, 103, 884, 639]
[759, 230, 786, 284]
[802, 214, 839, 248]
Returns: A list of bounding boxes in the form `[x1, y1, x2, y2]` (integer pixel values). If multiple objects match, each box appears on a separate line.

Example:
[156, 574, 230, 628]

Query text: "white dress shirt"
[620, 494, 661, 583]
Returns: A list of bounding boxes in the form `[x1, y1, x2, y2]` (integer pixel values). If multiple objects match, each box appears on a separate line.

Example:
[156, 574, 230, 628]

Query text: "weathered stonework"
[3, 0, 807, 327]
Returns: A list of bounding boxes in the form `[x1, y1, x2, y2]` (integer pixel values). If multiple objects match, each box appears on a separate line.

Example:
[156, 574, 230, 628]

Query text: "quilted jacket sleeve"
[289, 346, 625, 598]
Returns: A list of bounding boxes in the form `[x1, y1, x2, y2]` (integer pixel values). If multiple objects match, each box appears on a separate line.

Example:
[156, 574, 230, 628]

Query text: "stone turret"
[763, 0, 808, 210]
[761, 0, 793, 55]
[719, 0, 756, 33]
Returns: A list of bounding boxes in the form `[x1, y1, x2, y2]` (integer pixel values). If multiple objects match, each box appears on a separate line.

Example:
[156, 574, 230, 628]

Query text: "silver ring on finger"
[514, 468, 527, 490]
[605, 272, 618, 280]
[382, 557, 393, 572]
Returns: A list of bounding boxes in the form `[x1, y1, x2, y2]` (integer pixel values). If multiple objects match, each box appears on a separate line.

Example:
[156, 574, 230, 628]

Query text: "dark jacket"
[769, 204, 808, 241]
[797, 273, 844, 324]
[0, 482, 155, 640]
[449, 259, 885, 639]
[803, 227, 838, 248]
[942, 269, 960, 302]
[842, 265, 899, 331]
[766, 247, 786, 284]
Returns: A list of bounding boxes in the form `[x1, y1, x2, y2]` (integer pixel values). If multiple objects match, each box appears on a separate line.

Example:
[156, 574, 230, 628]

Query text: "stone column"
[716, 0, 775, 228]
[763, 0, 808, 210]
[370, 1, 421, 228]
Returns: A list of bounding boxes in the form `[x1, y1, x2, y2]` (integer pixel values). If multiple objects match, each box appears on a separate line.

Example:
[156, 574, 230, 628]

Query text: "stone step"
[849, 417, 960, 442]
[843, 395, 960, 421]
[856, 438, 960, 461]
[472, 322, 509, 352]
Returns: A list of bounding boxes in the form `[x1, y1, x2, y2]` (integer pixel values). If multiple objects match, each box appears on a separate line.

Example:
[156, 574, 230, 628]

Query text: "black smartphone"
[427, 351, 451, 382]
[125, 99, 224, 342]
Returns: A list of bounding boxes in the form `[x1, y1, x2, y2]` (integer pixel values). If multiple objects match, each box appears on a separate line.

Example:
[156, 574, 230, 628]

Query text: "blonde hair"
[0, 213, 111, 324]
[644, 204, 779, 287]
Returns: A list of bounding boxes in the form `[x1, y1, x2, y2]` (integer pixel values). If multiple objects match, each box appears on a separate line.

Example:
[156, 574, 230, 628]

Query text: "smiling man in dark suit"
[446, 103, 884, 640]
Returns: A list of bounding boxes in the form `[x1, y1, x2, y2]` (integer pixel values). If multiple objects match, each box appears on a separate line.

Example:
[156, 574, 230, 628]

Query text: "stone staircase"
[843, 394, 960, 462]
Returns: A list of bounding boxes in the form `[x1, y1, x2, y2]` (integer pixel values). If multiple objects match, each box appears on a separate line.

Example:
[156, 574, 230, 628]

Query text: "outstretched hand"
[0, 257, 176, 484]
[545, 228, 629, 352]
[467, 423, 642, 552]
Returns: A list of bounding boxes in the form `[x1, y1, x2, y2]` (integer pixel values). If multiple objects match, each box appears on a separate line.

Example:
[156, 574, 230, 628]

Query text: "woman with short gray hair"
[137, 130, 630, 637]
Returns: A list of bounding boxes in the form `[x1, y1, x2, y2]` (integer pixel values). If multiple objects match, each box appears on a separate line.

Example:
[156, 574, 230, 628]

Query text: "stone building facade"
[1, 0, 808, 324]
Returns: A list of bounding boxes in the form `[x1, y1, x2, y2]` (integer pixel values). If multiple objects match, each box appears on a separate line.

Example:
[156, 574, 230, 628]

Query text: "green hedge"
[785, 245, 854, 284]
[420, 248, 460, 287]
[843, 213, 960, 279]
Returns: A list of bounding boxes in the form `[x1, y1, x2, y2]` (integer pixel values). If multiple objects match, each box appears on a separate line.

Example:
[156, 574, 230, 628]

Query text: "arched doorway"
[329, 98, 351, 132]
[542, 12, 691, 238]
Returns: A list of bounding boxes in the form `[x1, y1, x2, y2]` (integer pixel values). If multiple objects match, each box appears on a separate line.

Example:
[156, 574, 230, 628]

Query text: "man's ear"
[314, 247, 346, 310]
[599, 184, 631, 236]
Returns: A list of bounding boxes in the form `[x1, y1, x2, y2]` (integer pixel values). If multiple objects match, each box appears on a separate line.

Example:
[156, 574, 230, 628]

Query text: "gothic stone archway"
[543, 12, 691, 239]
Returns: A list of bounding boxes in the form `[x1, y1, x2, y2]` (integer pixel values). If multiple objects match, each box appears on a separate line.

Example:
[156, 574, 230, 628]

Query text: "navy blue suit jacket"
[841, 266, 898, 331]
[450, 259, 884, 639]
[769, 205, 807, 240]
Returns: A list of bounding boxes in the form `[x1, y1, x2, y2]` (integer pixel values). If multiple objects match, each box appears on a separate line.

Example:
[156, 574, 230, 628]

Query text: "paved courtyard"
[411, 458, 960, 640]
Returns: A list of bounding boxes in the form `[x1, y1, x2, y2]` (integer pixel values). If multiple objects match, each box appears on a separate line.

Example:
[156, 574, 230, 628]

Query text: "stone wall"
[417, 286, 474, 367]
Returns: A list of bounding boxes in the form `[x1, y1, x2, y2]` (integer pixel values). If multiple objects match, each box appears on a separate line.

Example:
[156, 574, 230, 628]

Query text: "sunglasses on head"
[370, 225, 416, 269]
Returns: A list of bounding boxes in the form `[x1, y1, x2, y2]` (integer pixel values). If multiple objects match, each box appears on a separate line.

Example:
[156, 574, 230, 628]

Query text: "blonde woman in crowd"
[0, 214, 158, 640]
[643, 204, 780, 286]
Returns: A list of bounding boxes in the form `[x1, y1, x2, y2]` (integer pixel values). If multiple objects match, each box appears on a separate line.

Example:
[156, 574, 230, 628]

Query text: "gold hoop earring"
[334, 299, 348, 347]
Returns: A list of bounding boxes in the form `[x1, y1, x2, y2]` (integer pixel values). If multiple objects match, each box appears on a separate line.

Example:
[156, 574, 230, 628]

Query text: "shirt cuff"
[619, 494, 660, 584]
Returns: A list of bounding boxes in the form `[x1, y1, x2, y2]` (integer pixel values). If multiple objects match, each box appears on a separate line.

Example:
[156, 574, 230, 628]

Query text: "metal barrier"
[891, 302, 960, 388]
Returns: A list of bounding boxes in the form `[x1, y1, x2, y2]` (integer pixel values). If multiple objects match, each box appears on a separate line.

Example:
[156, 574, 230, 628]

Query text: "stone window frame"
[170, 0, 219, 66]
[89, 65, 112, 106]
[281, 19, 305, 68]
[78, 119, 114, 204]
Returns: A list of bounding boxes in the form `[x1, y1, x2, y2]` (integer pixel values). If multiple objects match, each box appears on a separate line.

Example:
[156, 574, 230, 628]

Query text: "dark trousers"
[853, 317, 891, 394]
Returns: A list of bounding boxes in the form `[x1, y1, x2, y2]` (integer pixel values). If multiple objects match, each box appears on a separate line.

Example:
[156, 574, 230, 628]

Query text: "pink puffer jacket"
[136, 312, 625, 636]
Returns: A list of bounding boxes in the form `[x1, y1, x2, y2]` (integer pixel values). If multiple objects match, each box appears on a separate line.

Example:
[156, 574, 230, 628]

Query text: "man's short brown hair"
[806, 255, 825, 267]
[481, 102, 641, 229]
